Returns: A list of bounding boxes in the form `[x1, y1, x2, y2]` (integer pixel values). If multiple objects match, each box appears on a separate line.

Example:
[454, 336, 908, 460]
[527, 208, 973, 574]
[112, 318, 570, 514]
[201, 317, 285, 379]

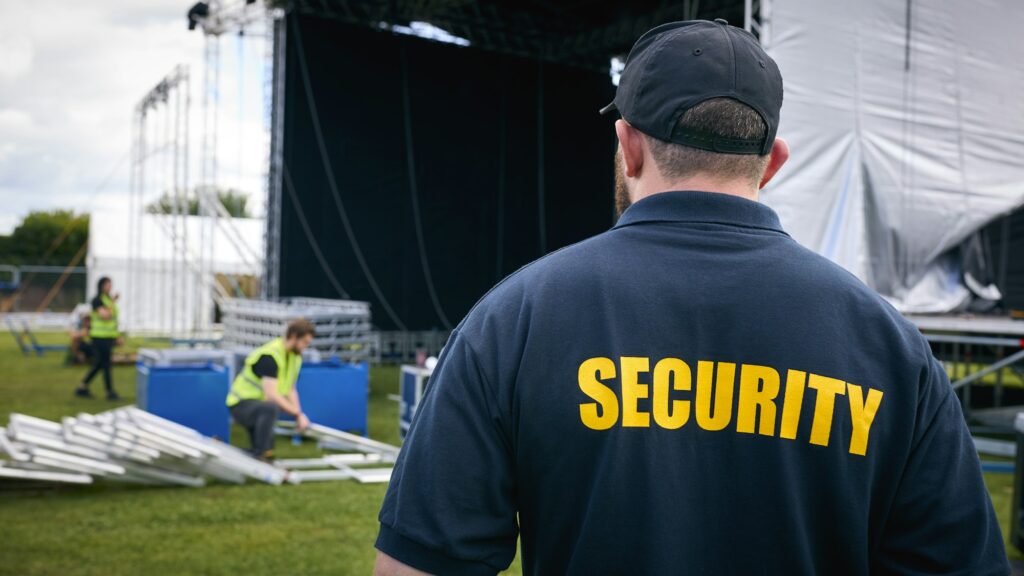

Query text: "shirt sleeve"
[873, 352, 1010, 575]
[251, 355, 278, 379]
[91, 296, 103, 311]
[376, 330, 518, 575]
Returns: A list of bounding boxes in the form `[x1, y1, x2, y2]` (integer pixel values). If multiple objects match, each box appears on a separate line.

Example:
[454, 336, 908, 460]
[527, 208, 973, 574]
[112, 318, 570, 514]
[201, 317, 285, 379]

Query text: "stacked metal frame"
[276, 421, 399, 484]
[0, 408, 400, 488]
[375, 330, 450, 364]
[220, 297, 374, 361]
[0, 408, 284, 487]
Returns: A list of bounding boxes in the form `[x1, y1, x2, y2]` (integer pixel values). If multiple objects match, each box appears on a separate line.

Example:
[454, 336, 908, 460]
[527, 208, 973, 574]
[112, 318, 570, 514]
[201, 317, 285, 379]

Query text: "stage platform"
[906, 314, 1024, 337]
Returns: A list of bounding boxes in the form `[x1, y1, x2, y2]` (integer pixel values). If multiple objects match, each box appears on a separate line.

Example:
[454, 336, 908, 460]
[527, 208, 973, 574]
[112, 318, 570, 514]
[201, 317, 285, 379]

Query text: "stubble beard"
[614, 148, 631, 217]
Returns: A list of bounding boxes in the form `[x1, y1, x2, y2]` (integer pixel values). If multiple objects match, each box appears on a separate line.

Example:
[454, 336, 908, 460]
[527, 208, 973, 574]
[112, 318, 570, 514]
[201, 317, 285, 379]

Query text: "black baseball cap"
[600, 19, 782, 155]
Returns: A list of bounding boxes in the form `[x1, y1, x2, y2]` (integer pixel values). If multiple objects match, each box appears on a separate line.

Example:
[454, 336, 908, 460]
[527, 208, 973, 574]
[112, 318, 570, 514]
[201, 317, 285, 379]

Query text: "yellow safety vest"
[226, 338, 303, 407]
[89, 294, 119, 339]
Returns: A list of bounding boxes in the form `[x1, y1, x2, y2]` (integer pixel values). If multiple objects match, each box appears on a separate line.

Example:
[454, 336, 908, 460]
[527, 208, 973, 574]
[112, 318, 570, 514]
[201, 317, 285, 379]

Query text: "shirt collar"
[613, 190, 787, 234]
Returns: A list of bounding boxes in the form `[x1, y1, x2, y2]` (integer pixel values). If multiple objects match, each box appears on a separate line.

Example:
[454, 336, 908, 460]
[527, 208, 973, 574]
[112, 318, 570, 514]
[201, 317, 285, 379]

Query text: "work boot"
[74, 387, 93, 399]
[106, 390, 120, 401]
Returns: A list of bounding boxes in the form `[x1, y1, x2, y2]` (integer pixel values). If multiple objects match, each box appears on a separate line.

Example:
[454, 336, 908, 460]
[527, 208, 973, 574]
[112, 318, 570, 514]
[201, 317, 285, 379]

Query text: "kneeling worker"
[227, 319, 316, 460]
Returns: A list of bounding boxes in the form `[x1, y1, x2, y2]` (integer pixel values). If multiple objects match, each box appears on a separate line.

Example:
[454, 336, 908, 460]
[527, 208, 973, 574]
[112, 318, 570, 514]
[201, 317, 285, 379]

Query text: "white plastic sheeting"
[86, 213, 263, 335]
[761, 0, 1024, 312]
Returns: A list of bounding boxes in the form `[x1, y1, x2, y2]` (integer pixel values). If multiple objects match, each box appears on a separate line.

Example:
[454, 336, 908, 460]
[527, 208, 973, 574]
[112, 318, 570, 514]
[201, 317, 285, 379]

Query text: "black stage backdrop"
[279, 14, 617, 330]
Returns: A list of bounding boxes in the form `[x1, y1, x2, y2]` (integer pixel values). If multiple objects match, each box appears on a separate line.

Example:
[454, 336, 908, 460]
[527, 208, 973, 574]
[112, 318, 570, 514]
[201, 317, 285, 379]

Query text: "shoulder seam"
[450, 330, 515, 455]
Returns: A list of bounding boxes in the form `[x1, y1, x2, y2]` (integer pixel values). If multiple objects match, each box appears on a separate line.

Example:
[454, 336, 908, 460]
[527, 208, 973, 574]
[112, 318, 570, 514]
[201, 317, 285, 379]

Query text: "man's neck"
[633, 175, 758, 204]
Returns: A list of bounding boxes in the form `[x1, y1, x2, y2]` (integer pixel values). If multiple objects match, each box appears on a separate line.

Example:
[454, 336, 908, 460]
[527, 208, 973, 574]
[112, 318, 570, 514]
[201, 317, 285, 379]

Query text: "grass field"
[0, 333, 521, 575]
[0, 332, 1020, 574]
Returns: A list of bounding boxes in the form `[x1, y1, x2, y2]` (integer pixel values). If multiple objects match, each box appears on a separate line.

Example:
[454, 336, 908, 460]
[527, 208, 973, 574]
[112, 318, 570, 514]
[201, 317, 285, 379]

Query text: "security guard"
[374, 20, 1009, 575]
[227, 319, 315, 460]
[76, 276, 122, 400]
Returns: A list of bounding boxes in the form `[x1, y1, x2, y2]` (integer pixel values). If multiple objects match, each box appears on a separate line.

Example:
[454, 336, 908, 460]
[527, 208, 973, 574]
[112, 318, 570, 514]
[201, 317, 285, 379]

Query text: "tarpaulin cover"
[761, 0, 1024, 312]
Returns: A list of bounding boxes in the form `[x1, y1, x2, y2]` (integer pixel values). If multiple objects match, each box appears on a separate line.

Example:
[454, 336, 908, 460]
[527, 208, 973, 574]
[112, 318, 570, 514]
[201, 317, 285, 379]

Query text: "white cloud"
[0, 109, 33, 131]
[0, 213, 18, 234]
[0, 0, 269, 235]
[0, 143, 15, 163]
[0, 34, 33, 80]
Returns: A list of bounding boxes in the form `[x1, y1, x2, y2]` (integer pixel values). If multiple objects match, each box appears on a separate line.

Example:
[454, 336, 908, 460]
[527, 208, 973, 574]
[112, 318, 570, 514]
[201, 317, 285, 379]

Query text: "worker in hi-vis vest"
[76, 276, 123, 400]
[227, 319, 316, 460]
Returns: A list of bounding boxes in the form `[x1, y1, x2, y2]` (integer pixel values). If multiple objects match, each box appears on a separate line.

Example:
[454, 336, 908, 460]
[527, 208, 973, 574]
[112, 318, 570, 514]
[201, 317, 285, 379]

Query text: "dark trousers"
[230, 400, 279, 456]
[81, 337, 115, 392]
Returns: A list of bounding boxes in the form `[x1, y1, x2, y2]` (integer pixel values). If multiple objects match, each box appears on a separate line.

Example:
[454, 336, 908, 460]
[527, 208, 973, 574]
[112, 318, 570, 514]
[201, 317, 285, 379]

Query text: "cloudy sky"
[0, 0, 267, 234]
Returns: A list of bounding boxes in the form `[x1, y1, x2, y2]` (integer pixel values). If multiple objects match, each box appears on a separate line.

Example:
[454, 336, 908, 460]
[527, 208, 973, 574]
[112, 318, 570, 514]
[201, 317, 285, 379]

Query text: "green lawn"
[0, 332, 522, 575]
[0, 332, 1020, 574]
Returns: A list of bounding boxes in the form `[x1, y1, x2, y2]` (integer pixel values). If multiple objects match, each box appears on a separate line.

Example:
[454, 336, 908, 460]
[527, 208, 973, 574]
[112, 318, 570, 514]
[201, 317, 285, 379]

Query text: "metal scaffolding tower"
[191, 0, 279, 300]
[122, 0, 274, 336]
[128, 65, 192, 336]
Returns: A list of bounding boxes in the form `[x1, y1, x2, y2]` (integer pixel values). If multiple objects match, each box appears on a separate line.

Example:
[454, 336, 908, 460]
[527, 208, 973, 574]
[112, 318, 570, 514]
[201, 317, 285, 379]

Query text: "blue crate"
[136, 363, 231, 440]
[282, 359, 369, 436]
[399, 365, 433, 439]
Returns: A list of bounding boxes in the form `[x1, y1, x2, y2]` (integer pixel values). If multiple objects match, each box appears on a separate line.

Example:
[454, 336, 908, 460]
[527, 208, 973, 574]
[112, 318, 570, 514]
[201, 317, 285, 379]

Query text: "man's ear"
[759, 138, 790, 189]
[615, 119, 646, 178]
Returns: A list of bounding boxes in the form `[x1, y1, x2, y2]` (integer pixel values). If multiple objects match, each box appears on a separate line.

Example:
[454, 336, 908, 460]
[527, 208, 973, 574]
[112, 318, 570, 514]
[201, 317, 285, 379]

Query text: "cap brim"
[599, 101, 618, 115]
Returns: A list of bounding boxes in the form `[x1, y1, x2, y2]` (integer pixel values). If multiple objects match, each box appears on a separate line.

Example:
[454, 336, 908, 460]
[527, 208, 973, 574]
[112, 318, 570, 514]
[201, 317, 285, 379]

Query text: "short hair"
[285, 318, 316, 339]
[644, 98, 770, 185]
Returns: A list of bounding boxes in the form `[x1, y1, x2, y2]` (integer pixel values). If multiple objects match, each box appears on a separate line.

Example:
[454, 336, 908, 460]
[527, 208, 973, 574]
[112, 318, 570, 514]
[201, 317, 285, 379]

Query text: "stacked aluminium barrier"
[0, 408, 284, 487]
[220, 297, 373, 362]
[0, 408, 398, 487]
[276, 421, 399, 484]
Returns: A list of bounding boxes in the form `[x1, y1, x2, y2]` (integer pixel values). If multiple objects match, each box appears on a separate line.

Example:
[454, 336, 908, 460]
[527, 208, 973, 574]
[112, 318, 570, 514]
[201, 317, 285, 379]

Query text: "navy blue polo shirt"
[376, 191, 1008, 575]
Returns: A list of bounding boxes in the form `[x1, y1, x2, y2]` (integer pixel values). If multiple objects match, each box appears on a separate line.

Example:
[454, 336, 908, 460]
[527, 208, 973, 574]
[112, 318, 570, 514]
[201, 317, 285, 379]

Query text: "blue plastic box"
[136, 363, 231, 440]
[399, 365, 433, 439]
[287, 359, 369, 436]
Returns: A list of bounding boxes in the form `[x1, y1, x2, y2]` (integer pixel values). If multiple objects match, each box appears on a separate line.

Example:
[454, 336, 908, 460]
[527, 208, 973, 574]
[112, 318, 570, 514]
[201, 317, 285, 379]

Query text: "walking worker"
[374, 19, 1009, 575]
[75, 276, 122, 400]
[226, 319, 315, 460]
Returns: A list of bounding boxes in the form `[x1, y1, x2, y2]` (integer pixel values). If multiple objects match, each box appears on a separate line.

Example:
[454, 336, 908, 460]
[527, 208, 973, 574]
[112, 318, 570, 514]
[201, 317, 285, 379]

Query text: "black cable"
[289, 17, 408, 331]
[537, 58, 547, 255]
[399, 40, 454, 330]
[282, 164, 350, 300]
[496, 76, 507, 282]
